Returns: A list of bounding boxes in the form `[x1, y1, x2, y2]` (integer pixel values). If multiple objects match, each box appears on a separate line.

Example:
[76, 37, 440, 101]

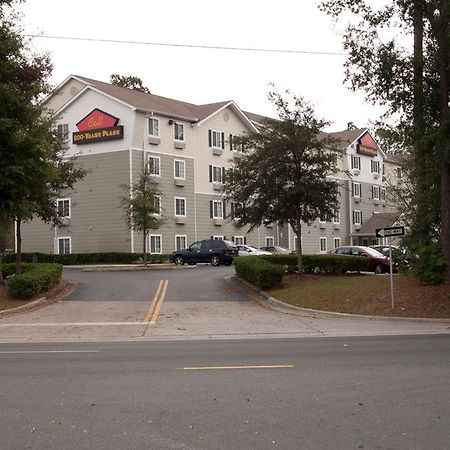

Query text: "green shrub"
[261, 254, 369, 274]
[412, 243, 445, 284]
[1, 263, 34, 278]
[6, 263, 63, 299]
[234, 256, 284, 288]
[2, 252, 172, 265]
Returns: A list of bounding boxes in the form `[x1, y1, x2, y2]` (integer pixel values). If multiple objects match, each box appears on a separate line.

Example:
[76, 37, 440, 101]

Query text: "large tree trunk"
[438, 0, 450, 282]
[295, 218, 303, 274]
[413, 0, 427, 246]
[15, 219, 22, 275]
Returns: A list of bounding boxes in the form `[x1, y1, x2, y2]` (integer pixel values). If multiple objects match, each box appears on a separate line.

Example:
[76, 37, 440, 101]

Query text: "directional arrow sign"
[375, 226, 405, 238]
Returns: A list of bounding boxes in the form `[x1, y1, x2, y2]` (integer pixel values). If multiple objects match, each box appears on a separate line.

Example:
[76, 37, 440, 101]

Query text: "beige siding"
[43, 78, 86, 115]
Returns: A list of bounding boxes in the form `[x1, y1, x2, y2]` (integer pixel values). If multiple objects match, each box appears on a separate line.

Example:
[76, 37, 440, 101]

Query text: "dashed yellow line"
[181, 364, 295, 371]
[144, 280, 168, 323]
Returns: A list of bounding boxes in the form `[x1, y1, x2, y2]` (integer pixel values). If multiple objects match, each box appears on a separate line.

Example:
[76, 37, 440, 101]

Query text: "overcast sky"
[17, 0, 386, 131]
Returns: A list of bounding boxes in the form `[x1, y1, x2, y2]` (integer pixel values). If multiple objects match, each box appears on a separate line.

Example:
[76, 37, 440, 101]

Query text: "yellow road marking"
[144, 280, 164, 322]
[181, 364, 295, 371]
[150, 279, 169, 324]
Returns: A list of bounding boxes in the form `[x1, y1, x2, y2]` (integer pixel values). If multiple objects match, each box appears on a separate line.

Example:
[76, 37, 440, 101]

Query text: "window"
[175, 235, 187, 251]
[154, 195, 162, 215]
[396, 167, 403, 178]
[209, 130, 224, 148]
[209, 165, 225, 183]
[265, 236, 275, 247]
[58, 237, 71, 255]
[352, 182, 361, 198]
[57, 124, 69, 142]
[319, 216, 326, 224]
[333, 209, 340, 224]
[174, 122, 184, 141]
[381, 187, 386, 201]
[353, 210, 362, 225]
[320, 237, 327, 253]
[351, 155, 361, 170]
[213, 235, 224, 240]
[148, 156, 161, 176]
[234, 236, 245, 245]
[372, 185, 381, 200]
[57, 198, 71, 218]
[175, 197, 186, 216]
[230, 134, 244, 152]
[148, 118, 159, 137]
[174, 160, 185, 179]
[149, 235, 162, 254]
[211, 200, 223, 219]
[230, 202, 242, 220]
[334, 237, 341, 248]
[371, 160, 380, 174]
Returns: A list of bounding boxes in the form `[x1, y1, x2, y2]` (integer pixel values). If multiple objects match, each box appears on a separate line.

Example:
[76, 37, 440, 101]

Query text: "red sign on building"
[73, 109, 124, 145]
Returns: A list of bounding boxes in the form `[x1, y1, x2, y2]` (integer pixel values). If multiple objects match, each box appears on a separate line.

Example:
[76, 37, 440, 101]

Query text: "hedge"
[234, 256, 284, 288]
[261, 254, 370, 274]
[2, 252, 172, 265]
[5, 263, 63, 299]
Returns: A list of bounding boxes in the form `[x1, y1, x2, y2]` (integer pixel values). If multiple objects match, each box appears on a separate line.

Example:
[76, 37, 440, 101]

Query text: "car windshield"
[223, 240, 236, 247]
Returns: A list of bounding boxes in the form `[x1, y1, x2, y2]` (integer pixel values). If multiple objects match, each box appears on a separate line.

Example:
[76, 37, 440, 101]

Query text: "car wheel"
[374, 264, 385, 274]
[173, 255, 185, 265]
[224, 260, 232, 266]
[210, 255, 220, 266]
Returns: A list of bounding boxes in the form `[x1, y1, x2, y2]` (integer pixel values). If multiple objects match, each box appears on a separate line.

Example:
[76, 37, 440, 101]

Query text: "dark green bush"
[6, 263, 63, 299]
[2, 252, 171, 265]
[234, 256, 284, 288]
[1, 263, 34, 278]
[261, 254, 370, 274]
[412, 243, 445, 284]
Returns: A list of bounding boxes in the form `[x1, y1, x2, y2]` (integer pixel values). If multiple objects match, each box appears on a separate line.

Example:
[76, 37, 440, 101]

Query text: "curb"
[0, 281, 74, 318]
[63, 264, 196, 271]
[230, 275, 450, 324]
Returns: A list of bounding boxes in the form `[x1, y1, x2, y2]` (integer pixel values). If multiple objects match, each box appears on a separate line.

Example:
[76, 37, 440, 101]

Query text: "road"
[1, 335, 449, 450]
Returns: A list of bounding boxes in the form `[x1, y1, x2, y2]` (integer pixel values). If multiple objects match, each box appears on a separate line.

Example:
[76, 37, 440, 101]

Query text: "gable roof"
[353, 212, 400, 236]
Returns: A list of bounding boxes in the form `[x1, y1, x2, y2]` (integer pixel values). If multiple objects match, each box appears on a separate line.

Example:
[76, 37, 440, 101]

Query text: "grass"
[266, 273, 450, 318]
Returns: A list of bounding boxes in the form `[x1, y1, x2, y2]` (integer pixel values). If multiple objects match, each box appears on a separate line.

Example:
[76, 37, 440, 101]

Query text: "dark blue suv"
[172, 239, 238, 266]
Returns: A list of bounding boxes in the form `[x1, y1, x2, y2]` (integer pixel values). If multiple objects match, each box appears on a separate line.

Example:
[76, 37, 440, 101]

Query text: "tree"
[0, 0, 86, 273]
[120, 164, 164, 266]
[320, 0, 450, 282]
[223, 89, 339, 274]
[109, 74, 151, 93]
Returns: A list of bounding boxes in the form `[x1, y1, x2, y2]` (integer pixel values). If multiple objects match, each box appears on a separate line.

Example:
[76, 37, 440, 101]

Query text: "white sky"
[17, 0, 387, 131]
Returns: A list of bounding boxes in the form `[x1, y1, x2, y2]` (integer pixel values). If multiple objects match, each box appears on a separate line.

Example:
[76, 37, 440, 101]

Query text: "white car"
[237, 245, 272, 256]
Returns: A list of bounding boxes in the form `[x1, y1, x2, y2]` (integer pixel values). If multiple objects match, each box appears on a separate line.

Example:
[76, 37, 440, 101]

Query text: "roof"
[352, 212, 400, 236]
[327, 128, 367, 148]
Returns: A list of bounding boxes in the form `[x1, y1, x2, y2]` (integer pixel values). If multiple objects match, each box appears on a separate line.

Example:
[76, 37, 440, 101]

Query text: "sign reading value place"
[73, 108, 124, 145]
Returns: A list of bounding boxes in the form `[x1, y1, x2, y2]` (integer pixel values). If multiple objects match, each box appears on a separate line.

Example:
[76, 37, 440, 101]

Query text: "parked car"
[328, 245, 391, 274]
[259, 245, 292, 254]
[237, 245, 272, 256]
[172, 239, 238, 266]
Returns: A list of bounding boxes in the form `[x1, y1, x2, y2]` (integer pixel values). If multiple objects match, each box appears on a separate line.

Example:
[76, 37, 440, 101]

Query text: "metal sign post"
[375, 226, 405, 311]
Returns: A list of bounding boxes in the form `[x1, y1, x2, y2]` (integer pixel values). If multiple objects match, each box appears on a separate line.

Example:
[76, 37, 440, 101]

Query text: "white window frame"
[234, 236, 245, 245]
[57, 198, 71, 218]
[319, 237, 327, 253]
[334, 237, 341, 248]
[213, 235, 224, 240]
[175, 235, 187, 251]
[57, 236, 71, 255]
[352, 182, 361, 198]
[174, 197, 187, 217]
[265, 236, 275, 247]
[212, 200, 223, 219]
[232, 135, 244, 152]
[174, 159, 185, 179]
[212, 165, 223, 183]
[153, 195, 162, 215]
[148, 155, 161, 176]
[353, 210, 362, 225]
[174, 122, 184, 141]
[57, 123, 69, 143]
[371, 160, 380, 174]
[333, 209, 340, 224]
[372, 185, 381, 200]
[149, 234, 162, 254]
[351, 155, 361, 170]
[148, 117, 159, 137]
[211, 130, 223, 149]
